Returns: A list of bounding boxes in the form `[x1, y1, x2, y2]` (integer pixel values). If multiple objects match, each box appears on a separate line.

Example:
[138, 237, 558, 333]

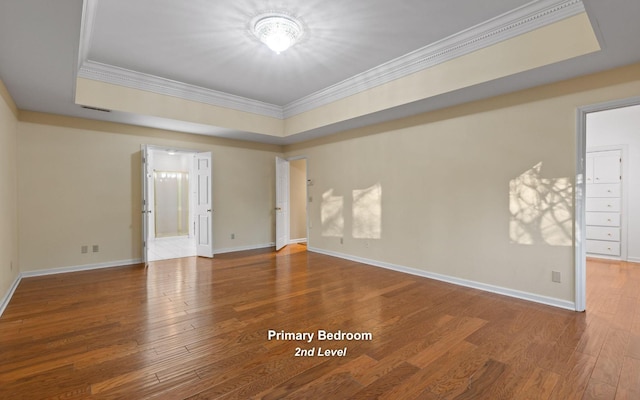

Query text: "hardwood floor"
[0, 246, 639, 399]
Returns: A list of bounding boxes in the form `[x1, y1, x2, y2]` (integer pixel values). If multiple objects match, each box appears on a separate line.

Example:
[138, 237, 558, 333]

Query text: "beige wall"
[289, 159, 307, 241]
[287, 63, 640, 304]
[0, 81, 19, 301]
[17, 116, 280, 272]
[7, 62, 640, 308]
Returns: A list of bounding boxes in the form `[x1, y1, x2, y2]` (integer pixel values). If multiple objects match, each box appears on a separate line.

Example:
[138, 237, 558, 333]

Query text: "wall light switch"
[81, 245, 88, 254]
[92, 245, 99, 253]
[552, 271, 561, 283]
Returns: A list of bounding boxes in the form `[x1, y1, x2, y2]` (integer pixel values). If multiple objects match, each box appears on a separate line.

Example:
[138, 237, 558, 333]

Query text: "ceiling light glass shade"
[252, 13, 303, 54]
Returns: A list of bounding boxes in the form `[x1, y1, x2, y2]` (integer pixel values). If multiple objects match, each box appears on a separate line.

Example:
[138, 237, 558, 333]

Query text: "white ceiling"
[86, 0, 532, 106]
[1, 0, 639, 145]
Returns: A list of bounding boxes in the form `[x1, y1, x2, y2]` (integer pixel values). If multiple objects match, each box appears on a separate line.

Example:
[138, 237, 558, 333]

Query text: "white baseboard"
[3, 245, 580, 318]
[628, 257, 640, 264]
[20, 258, 143, 278]
[308, 247, 576, 311]
[214, 242, 275, 255]
[1, 258, 143, 318]
[1, 244, 275, 317]
[289, 238, 307, 245]
[0, 274, 22, 318]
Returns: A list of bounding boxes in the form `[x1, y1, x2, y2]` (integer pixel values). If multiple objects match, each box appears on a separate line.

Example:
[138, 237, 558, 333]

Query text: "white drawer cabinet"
[586, 240, 620, 256]
[586, 226, 620, 241]
[586, 198, 621, 212]
[586, 212, 620, 227]
[586, 149, 622, 259]
[586, 183, 620, 198]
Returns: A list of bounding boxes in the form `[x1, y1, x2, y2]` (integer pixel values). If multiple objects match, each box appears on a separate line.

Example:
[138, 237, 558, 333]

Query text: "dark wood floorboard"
[0, 246, 638, 399]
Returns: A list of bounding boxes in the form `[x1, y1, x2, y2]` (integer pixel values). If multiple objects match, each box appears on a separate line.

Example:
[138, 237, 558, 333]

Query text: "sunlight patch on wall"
[321, 189, 344, 237]
[353, 183, 382, 239]
[509, 162, 572, 246]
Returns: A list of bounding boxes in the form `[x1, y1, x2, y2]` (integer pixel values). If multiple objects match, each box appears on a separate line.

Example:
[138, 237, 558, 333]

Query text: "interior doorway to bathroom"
[142, 146, 212, 262]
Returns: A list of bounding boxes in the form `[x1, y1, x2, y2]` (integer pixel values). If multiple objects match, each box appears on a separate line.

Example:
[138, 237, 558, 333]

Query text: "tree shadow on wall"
[509, 162, 572, 247]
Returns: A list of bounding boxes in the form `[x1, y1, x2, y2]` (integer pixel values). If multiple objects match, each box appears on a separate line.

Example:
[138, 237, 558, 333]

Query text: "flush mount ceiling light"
[251, 12, 304, 54]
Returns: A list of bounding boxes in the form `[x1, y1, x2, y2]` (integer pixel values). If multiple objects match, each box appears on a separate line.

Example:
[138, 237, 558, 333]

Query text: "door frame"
[287, 156, 309, 246]
[275, 155, 309, 251]
[574, 95, 640, 311]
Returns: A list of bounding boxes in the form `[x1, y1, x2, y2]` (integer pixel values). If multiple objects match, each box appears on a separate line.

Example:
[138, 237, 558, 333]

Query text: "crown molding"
[77, 0, 584, 121]
[283, 0, 585, 117]
[77, 61, 284, 119]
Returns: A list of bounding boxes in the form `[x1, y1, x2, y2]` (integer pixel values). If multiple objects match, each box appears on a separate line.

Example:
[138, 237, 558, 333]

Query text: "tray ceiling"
[1, 0, 640, 144]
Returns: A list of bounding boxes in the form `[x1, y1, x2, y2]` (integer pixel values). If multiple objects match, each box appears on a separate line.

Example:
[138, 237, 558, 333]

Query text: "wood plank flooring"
[0, 246, 639, 399]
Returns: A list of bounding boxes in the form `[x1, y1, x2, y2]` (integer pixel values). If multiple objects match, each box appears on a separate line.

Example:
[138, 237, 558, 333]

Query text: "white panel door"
[593, 150, 621, 183]
[141, 145, 152, 264]
[275, 157, 290, 251]
[195, 152, 213, 258]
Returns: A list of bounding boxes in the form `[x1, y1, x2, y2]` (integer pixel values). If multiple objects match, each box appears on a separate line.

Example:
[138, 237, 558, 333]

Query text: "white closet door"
[592, 150, 621, 183]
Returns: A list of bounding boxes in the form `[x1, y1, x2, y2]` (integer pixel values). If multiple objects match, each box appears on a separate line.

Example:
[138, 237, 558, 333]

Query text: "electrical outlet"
[92, 245, 99, 253]
[10, 261, 13, 271]
[366, 240, 370, 248]
[340, 238, 343, 245]
[231, 233, 235, 239]
[552, 271, 561, 283]
[81, 245, 88, 254]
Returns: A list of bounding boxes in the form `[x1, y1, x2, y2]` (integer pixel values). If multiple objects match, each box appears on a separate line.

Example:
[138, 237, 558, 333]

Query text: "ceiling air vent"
[81, 105, 111, 112]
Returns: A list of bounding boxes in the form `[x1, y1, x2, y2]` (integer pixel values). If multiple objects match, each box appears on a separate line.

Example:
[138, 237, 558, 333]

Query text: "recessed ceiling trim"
[283, 0, 585, 118]
[77, 60, 284, 119]
[77, 0, 584, 121]
[77, 0, 98, 71]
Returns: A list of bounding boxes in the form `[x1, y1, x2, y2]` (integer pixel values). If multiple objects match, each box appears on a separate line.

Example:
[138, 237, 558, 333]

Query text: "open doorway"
[575, 97, 640, 311]
[275, 157, 308, 251]
[142, 146, 214, 262]
[147, 148, 196, 261]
